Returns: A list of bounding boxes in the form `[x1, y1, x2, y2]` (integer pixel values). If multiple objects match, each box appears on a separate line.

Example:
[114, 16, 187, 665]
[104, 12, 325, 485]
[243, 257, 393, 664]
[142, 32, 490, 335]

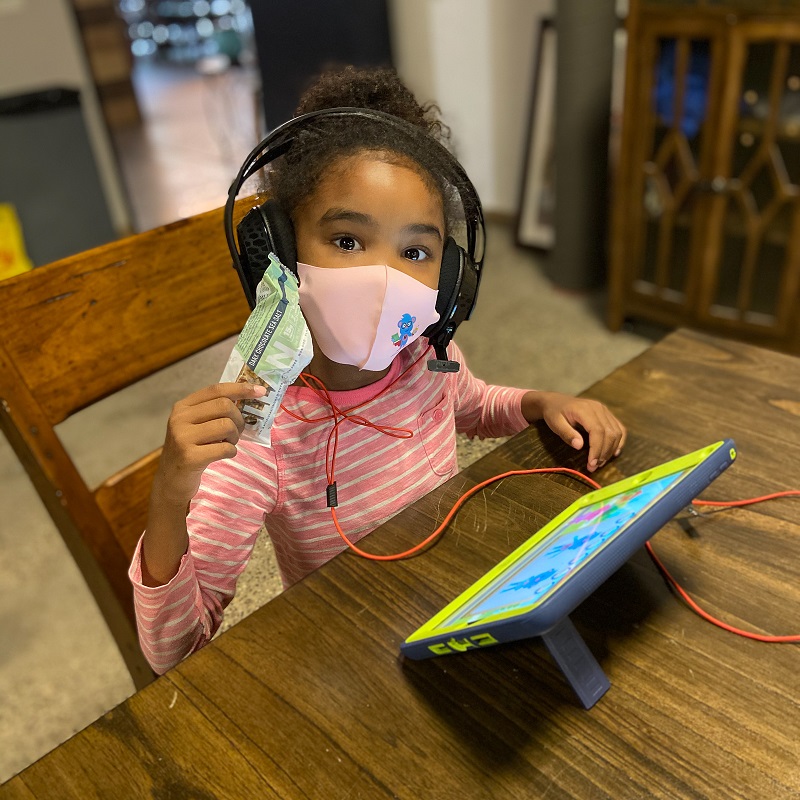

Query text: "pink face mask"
[297, 262, 440, 371]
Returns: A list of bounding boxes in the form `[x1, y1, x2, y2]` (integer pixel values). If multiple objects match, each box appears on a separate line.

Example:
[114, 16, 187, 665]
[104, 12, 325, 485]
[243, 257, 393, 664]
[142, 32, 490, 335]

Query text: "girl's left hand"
[521, 391, 627, 473]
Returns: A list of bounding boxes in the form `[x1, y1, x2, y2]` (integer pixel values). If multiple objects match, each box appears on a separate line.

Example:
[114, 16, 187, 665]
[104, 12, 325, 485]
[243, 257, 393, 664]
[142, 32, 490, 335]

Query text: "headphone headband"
[224, 106, 485, 289]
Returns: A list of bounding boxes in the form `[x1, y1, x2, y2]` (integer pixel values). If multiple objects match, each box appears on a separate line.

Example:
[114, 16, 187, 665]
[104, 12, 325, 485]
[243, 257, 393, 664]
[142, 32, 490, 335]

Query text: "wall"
[389, 0, 554, 215]
[0, 0, 130, 233]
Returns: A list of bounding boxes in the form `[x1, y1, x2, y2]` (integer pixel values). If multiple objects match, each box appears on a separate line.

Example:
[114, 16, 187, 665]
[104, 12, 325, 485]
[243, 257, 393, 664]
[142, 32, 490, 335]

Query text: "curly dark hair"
[294, 65, 450, 142]
[267, 66, 472, 234]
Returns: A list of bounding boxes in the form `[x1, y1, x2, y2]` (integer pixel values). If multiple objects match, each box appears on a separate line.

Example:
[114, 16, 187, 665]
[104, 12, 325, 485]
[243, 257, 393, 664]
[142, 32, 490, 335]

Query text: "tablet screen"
[440, 466, 690, 629]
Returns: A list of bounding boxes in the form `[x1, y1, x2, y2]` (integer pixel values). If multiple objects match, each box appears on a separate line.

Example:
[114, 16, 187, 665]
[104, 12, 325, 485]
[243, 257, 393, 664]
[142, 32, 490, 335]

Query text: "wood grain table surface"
[3, 328, 799, 799]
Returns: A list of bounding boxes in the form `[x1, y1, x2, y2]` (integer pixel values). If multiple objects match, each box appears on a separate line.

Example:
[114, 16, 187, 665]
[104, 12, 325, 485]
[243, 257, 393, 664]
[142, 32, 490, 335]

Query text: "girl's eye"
[333, 236, 362, 252]
[403, 247, 430, 262]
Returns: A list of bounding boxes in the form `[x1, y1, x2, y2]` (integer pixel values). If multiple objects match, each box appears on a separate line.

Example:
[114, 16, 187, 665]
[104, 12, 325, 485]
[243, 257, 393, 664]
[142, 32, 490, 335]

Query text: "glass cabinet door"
[641, 37, 711, 299]
[623, 21, 724, 322]
[699, 26, 800, 336]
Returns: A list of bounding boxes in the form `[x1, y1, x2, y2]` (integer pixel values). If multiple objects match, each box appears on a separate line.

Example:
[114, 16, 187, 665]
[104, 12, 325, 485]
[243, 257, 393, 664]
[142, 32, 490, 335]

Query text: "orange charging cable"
[282, 364, 799, 643]
[330, 467, 599, 560]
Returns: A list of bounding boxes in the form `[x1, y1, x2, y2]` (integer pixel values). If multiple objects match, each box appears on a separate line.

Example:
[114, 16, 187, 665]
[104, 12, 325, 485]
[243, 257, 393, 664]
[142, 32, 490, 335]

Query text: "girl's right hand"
[153, 382, 267, 508]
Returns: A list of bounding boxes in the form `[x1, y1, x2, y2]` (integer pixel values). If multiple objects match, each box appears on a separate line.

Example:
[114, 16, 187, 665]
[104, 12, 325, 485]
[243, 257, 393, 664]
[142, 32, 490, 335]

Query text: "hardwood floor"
[114, 60, 262, 233]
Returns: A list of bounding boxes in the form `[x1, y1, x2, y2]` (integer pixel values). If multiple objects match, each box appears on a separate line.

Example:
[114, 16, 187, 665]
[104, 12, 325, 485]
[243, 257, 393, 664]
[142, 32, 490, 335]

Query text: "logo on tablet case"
[427, 633, 499, 655]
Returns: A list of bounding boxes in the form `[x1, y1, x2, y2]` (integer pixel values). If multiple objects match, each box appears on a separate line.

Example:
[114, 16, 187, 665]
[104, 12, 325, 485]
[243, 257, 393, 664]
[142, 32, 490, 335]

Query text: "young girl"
[130, 67, 626, 674]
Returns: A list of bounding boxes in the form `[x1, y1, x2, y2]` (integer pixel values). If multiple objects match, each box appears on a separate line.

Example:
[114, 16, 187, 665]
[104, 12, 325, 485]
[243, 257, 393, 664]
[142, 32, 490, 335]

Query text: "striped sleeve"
[129, 443, 278, 673]
[448, 341, 530, 439]
[129, 544, 211, 674]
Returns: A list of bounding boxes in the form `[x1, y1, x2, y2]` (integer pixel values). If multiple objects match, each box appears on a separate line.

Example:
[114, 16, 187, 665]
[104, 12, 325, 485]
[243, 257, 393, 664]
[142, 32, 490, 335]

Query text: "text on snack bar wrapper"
[247, 305, 285, 368]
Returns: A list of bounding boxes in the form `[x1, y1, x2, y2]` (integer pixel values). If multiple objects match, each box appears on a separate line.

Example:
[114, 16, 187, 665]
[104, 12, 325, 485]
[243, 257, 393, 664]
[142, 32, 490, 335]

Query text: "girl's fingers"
[547, 414, 585, 451]
[615, 425, 628, 457]
[582, 408, 625, 471]
[186, 417, 242, 447]
[182, 441, 239, 469]
[174, 396, 248, 431]
[182, 382, 267, 408]
[164, 436, 238, 472]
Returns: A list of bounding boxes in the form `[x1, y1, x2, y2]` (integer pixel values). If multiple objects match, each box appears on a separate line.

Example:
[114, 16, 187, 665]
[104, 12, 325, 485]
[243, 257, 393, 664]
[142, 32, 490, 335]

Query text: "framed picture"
[516, 19, 556, 250]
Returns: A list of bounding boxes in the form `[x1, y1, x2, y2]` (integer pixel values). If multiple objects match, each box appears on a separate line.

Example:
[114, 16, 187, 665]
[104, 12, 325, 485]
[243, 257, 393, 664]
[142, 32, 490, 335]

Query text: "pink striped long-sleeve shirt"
[129, 339, 530, 673]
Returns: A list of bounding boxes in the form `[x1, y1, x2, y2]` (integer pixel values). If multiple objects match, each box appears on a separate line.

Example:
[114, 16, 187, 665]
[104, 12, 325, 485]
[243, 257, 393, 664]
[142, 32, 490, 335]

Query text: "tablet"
[401, 439, 737, 662]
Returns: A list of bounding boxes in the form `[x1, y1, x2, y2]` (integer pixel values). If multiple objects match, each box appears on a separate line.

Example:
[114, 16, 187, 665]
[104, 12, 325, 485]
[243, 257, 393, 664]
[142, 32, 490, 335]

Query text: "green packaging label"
[220, 254, 313, 446]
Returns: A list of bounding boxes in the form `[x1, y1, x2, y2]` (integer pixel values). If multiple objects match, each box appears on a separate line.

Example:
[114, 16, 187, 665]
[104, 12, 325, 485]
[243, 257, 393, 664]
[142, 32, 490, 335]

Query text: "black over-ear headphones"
[224, 107, 485, 372]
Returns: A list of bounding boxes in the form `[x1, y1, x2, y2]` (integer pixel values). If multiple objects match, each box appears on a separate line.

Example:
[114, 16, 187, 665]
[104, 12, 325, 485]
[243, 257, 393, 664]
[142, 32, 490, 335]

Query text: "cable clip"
[326, 482, 338, 508]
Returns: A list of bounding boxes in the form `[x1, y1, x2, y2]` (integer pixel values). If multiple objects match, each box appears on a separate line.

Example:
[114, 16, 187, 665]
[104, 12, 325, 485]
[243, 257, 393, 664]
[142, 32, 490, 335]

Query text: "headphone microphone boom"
[223, 107, 486, 373]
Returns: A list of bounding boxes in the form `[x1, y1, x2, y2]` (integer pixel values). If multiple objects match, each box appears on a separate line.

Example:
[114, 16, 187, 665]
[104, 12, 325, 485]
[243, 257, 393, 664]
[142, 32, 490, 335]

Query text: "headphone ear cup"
[235, 199, 297, 306]
[424, 236, 463, 339]
[257, 198, 297, 276]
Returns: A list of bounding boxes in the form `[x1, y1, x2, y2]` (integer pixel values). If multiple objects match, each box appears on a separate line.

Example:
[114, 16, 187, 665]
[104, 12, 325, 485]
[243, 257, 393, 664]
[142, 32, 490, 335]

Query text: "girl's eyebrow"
[403, 222, 442, 242]
[319, 208, 375, 227]
[319, 208, 443, 241]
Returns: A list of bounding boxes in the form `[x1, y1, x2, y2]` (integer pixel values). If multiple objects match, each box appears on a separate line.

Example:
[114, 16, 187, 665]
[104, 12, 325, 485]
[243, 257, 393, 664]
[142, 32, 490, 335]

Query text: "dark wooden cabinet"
[70, 0, 141, 129]
[609, 0, 800, 354]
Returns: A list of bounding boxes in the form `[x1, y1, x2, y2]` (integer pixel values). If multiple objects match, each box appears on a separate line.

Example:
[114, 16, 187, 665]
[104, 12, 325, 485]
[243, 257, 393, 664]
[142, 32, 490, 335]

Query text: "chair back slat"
[0, 206, 251, 425]
[94, 450, 162, 558]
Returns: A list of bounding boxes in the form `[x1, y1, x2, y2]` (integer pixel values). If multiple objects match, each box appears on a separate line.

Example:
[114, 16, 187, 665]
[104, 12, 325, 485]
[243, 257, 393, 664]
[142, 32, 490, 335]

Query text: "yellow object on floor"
[0, 203, 33, 280]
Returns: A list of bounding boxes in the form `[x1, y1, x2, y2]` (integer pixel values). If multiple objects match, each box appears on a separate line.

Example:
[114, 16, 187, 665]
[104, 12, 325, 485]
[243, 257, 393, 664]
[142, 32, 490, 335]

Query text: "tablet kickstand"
[540, 616, 610, 709]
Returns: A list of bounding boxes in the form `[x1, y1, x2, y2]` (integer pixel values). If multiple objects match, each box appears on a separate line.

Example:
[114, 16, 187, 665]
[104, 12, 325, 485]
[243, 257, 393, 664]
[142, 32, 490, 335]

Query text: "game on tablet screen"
[442, 467, 690, 629]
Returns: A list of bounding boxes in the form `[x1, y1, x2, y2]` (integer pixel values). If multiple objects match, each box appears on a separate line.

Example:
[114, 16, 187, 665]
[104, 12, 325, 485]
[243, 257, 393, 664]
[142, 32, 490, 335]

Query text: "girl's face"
[292, 152, 446, 290]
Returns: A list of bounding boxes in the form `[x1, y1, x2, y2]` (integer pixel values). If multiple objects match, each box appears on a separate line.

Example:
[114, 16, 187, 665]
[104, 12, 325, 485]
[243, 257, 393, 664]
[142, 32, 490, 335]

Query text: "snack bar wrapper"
[220, 254, 313, 446]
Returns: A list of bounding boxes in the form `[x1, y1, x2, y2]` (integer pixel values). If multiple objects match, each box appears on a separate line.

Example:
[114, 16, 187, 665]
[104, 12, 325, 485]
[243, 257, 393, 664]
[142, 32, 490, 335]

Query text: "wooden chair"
[0, 202, 252, 689]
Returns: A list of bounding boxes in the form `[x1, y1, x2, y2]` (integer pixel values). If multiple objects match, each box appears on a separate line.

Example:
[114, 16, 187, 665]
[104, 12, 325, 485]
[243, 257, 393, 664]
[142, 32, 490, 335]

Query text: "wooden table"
[3, 329, 799, 799]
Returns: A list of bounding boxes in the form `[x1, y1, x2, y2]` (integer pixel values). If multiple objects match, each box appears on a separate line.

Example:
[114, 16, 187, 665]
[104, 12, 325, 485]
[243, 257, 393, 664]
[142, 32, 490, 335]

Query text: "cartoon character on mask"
[392, 313, 418, 348]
